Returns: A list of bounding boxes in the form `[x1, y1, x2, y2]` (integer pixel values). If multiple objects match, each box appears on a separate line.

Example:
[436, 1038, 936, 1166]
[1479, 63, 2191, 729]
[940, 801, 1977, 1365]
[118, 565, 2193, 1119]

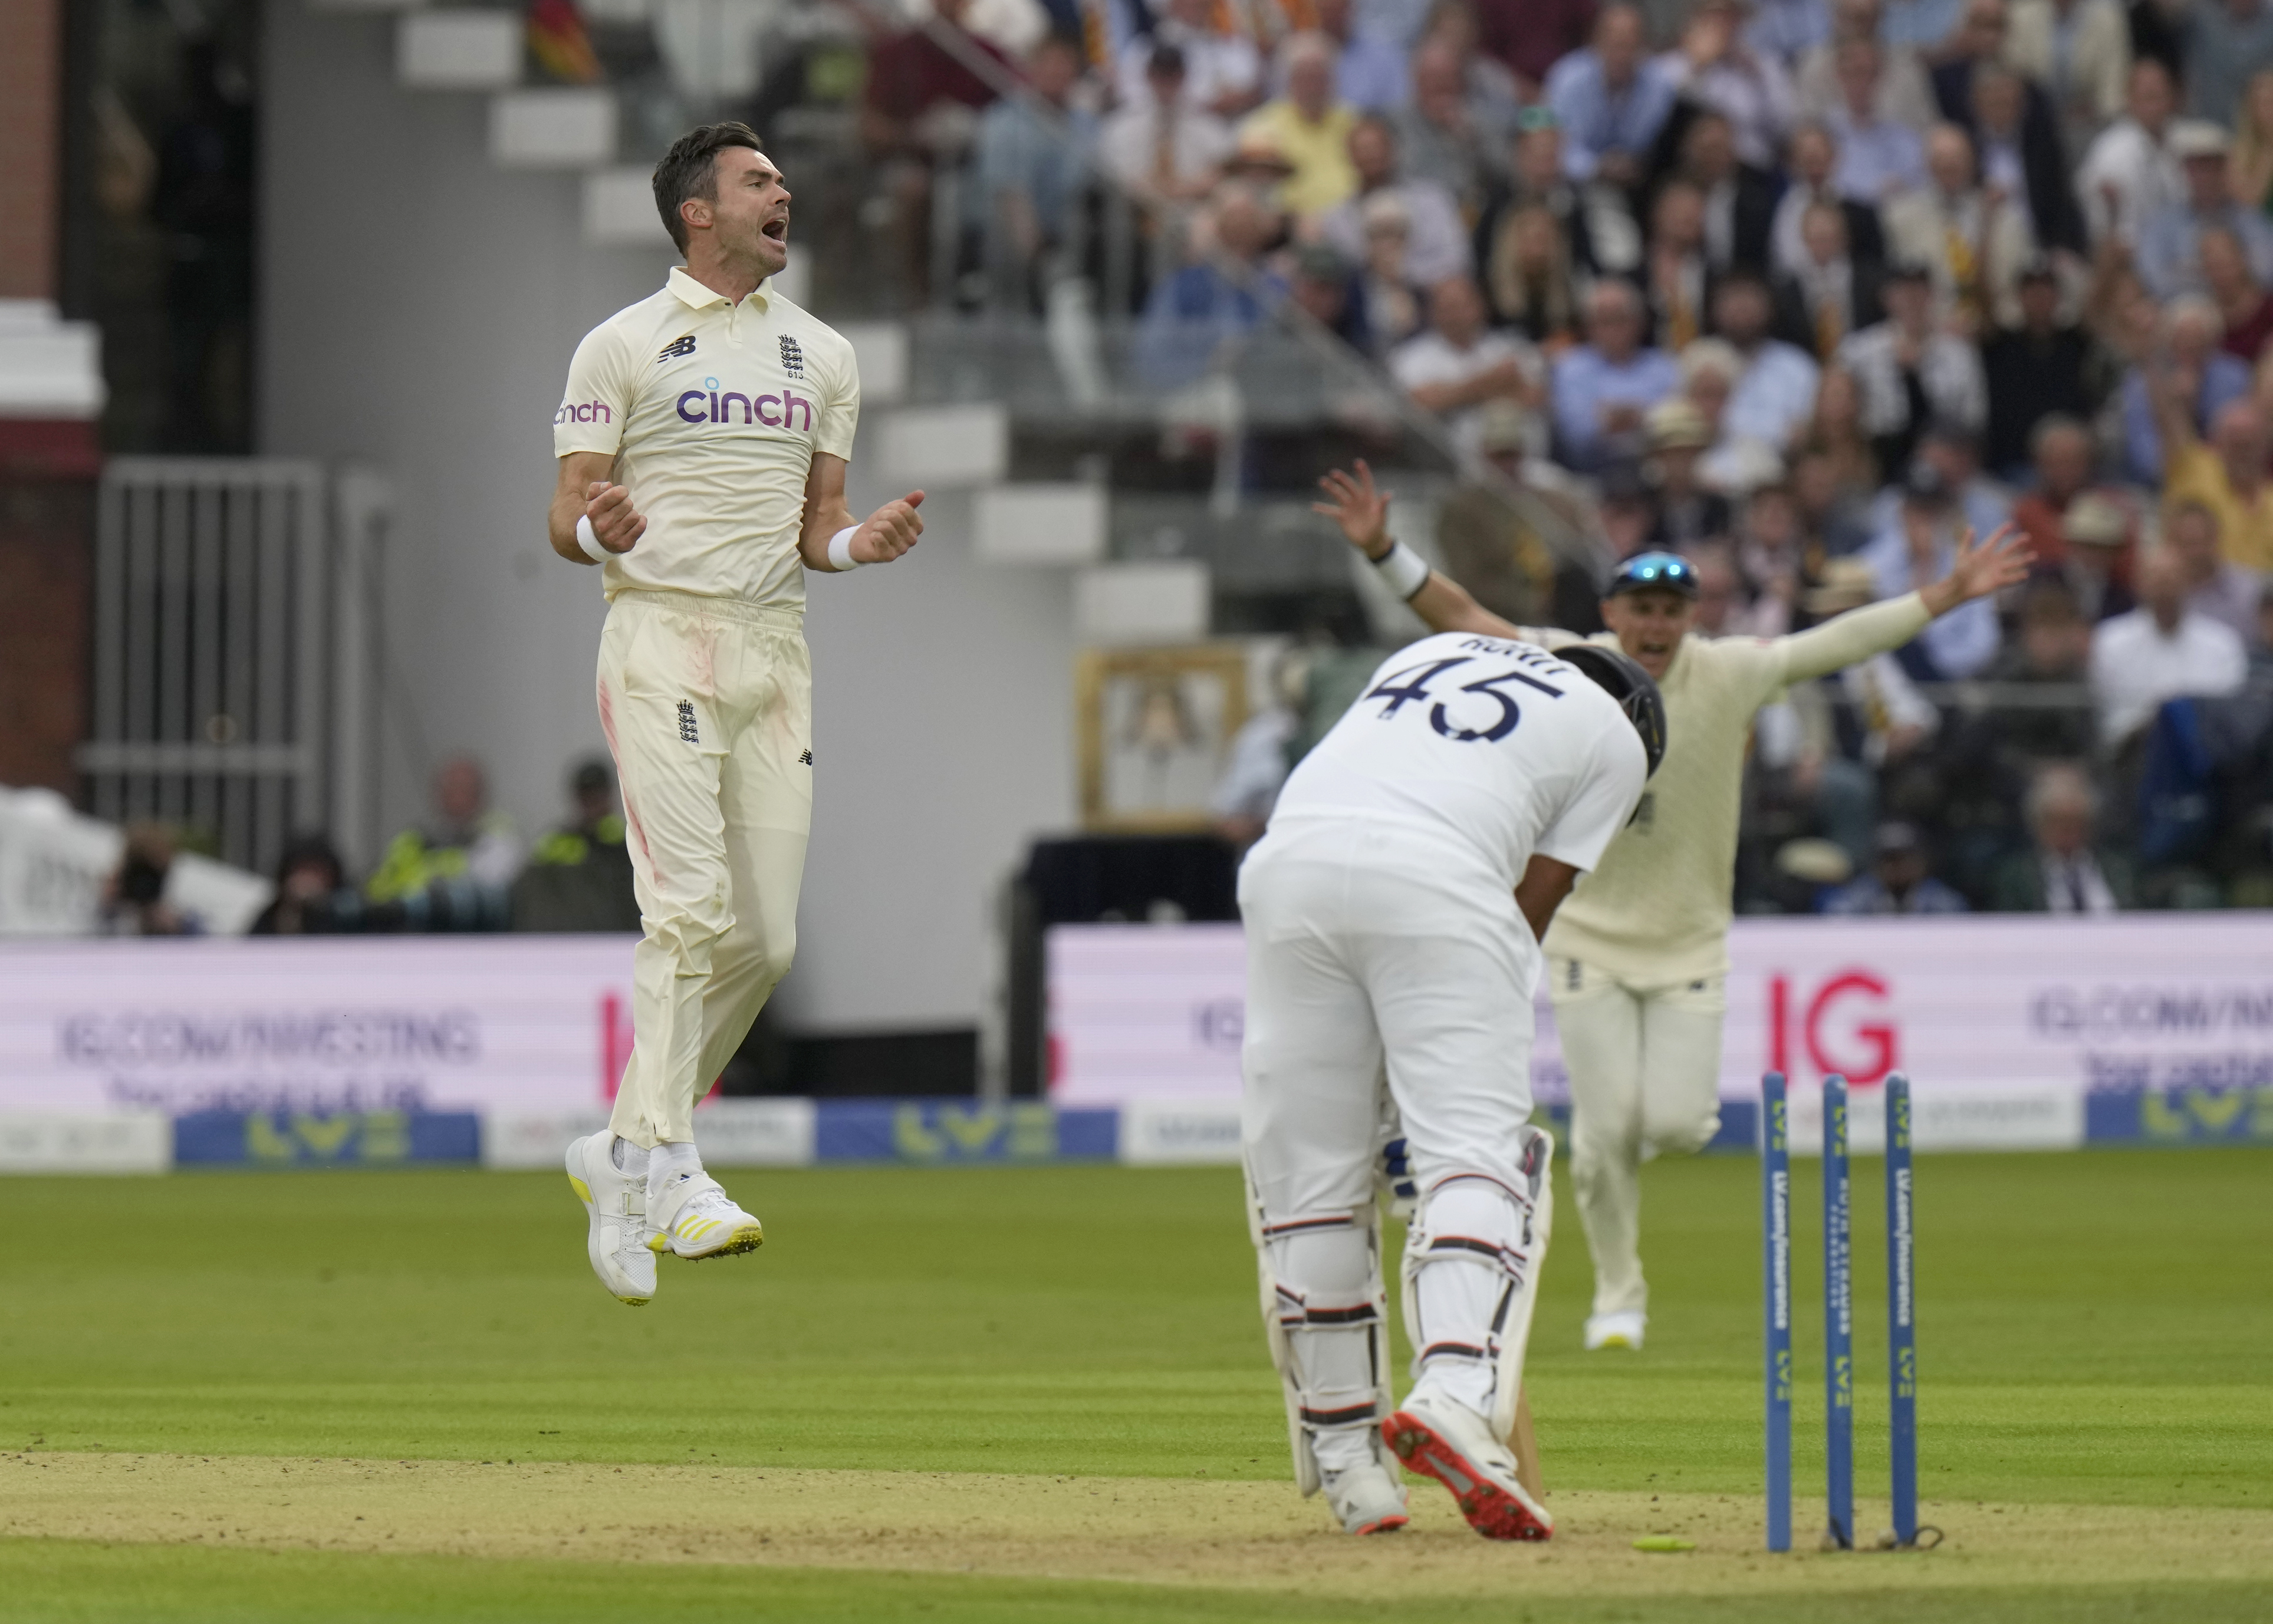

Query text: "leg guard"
[1245, 1161, 1397, 1496]
[1399, 1125, 1555, 1448]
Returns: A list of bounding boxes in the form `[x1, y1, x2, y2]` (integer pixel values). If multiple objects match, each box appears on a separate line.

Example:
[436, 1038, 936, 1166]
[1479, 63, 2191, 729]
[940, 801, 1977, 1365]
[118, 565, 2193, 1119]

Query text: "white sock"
[647, 1139, 700, 1201]
[608, 1136, 649, 1175]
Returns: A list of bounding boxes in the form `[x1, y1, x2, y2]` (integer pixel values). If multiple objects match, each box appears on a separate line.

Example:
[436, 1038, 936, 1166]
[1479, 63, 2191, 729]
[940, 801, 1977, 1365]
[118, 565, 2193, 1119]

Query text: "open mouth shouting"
[762, 213, 790, 246]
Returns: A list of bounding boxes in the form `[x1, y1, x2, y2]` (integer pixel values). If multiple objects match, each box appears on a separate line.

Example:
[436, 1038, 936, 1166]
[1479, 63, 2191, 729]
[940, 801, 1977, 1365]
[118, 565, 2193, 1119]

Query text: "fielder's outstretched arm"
[1314, 462, 1555, 641]
[1775, 522, 2034, 684]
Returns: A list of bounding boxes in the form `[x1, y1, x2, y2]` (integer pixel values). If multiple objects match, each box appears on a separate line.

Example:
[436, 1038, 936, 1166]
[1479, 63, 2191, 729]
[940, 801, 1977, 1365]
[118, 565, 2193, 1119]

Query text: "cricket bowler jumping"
[547, 123, 924, 1305]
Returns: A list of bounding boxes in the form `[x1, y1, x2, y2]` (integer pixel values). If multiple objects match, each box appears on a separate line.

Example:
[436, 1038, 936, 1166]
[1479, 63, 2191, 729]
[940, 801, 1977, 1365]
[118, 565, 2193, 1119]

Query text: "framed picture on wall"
[1075, 645, 1249, 832]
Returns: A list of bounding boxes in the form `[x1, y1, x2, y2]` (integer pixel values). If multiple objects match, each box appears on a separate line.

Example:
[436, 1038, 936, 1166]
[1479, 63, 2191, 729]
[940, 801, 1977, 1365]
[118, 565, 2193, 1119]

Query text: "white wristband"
[827, 523, 862, 571]
[1371, 539, 1430, 601]
[575, 513, 614, 565]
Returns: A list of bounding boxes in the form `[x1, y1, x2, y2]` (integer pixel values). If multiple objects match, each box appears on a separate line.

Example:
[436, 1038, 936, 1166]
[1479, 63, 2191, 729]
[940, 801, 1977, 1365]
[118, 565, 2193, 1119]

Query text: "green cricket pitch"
[2, 1147, 2269, 1620]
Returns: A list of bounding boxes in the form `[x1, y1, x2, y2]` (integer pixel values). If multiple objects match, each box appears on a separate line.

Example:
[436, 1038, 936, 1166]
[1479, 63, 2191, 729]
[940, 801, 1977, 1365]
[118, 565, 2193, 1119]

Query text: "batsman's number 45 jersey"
[554, 266, 860, 609]
[1267, 632, 1649, 895]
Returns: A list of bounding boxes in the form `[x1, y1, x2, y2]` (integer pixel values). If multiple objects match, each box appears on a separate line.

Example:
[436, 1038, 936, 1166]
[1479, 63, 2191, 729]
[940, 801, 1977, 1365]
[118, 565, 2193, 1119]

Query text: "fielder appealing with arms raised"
[1317, 463, 2028, 1353]
[548, 123, 923, 1305]
[1244, 622, 1666, 1540]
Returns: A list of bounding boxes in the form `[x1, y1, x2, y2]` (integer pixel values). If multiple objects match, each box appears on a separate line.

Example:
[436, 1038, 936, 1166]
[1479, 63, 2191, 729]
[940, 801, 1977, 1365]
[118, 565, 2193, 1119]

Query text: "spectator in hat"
[2166, 497, 2268, 638]
[1657, 0, 1800, 170]
[1988, 762, 2136, 912]
[1317, 115, 1472, 286]
[1883, 121, 2035, 330]
[1838, 258, 1986, 475]
[2156, 388, 2273, 572]
[2075, 57, 2182, 248]
[511, 757, 643, 933]
[1100, 45, 1236, 210]
[2134, 119, 2273, 298]
[1551, 277, 1683, 468]
[1643, 397, 1738, 546]
[1821, 820, 1972, 913]
[1858, 462, 2006, 676]
[2050, 490, 2140, 620]
[1389, 273, 1545, 456]
[1547, 3, 1679, 189]
[1239, 32, 1361, 215]
[1980, 256, 2097, 475]
[2088, 543, 2249, 745]
[2121, 294, 2253, 483]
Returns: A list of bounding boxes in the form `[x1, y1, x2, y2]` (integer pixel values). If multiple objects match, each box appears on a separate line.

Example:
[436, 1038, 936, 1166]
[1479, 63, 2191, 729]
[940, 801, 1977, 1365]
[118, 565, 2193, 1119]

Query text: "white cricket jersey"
[1266, 632, 1649, 893]
[553, 266, 859, 608]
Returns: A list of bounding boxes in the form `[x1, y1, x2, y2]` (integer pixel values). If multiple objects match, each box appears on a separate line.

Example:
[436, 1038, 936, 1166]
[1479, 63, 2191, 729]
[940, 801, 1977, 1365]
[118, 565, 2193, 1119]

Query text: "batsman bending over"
[1316, 462, 2029, 1354]
[1241, 618, 1665, 1539]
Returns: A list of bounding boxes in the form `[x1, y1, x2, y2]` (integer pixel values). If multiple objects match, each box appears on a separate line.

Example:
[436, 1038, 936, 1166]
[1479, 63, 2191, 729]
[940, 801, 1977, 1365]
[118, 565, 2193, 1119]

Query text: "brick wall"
[0, 0, 58, 300]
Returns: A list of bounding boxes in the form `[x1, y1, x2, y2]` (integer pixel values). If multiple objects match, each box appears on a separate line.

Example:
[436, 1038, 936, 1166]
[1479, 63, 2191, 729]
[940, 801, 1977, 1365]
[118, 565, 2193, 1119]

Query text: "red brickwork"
[0, 0, 58, 300]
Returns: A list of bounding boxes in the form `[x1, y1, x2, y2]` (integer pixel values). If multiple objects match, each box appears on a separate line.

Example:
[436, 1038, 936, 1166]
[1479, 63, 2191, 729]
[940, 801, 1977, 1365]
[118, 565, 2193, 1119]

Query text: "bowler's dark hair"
[652, 122, 765, 253]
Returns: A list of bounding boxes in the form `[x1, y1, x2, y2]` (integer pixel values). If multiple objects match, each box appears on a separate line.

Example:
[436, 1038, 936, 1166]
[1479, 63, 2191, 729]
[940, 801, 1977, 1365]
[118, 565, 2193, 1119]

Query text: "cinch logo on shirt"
[676, 377, 815, 431]
[555, 400, 613, 424]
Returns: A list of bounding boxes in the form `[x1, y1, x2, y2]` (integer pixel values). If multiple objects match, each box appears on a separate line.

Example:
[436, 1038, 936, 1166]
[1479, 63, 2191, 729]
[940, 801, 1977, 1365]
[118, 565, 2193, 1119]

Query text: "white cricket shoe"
[649, 1170, 765, 1261]
[1321, 1458, 1409, 1536]
[1584, 1310, 1647, 1352]
[565, 1131, 656, 1306]
[1381, 1391, 1554, 1541]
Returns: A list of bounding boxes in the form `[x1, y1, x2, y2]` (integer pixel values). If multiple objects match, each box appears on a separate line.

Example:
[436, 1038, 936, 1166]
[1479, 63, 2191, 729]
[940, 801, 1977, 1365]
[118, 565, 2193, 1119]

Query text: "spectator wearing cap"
[2050, 490, 2140, 619]
[1389, 273, 1546, 456]
[1643, 397, 1739, 546]
[2009, 414, 2114, 566]
[2075, 58, 2182, 247]
[1552, 278, 1683, 467]
[2088, 544, 2249, 745]
[2158, 0, 2273, 125]
[1711, 269, 1823, 450]
[1770, 123, 1889, 285]
[1883, 122, 2035, 330]
[2122, 295, 2254, 483]
[1657, 0, 1800, 170]
[1988, 763, 2135, 912]
[2166, 498, 2268, 638]
[1317, 116, 1472, 286]
[1821, 821, 1972, 913]
[1858, 462, 2005, 676]
[1100, 45, 1236, 209]
[2155, 387, 2273, 572]
[1836, 259, 1984, 472]
[2005, 0, 2131, 163]
[1307, 0, 1411, 111]
[1394, 37, 1517, 210]
[1115, 0, 1262, 118]
[2135, 119, 2273, 299]
[1239, 33, 1361, 215]
[1546, 4, 1679, 189]
[1979, 258, 2096, 475]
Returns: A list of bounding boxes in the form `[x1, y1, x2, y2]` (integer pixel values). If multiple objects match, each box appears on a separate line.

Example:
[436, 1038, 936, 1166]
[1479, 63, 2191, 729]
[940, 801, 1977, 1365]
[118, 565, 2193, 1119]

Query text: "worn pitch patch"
[2, 1452, 2270, 1600]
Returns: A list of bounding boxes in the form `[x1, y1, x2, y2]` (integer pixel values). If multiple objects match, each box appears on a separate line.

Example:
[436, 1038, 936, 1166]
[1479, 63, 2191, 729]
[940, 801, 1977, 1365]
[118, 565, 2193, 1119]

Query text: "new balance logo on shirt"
[677, 701, 700, 745]
[798, 749, 813, 766]
[778, 335, 804, 378]
[657, 334, 696, 363]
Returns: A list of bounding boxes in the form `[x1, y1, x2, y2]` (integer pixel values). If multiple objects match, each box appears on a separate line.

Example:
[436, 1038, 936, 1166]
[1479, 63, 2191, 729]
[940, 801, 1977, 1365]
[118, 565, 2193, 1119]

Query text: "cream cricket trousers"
[1550, 957, 1725, 1319]
[598, 590, 812, 1148]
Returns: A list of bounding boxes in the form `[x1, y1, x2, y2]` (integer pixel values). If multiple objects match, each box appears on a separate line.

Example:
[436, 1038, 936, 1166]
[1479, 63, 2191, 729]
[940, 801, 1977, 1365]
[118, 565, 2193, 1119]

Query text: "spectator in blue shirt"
[1137, 182, 1288, 386]
[1545, 4, 1677, 188]
[1859, 461, 2006, 677]
[1552, 278, 1682, 467]
[975, 33, 1098, 304]
[1821, 821, 1972, 913]
[1307, 0, 1410, 110]
[2119, 295, 2255, 483]
[2135, 119, 2273, 297]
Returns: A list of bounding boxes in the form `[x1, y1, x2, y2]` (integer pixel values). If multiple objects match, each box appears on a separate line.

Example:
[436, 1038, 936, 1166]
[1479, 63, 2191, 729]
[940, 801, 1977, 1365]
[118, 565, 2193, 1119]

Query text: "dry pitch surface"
[7, 1451, 2271, 1605]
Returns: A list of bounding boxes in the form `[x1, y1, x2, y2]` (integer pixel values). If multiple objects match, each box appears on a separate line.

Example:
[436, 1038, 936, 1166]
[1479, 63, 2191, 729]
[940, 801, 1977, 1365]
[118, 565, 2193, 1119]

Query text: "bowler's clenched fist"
[849, 490, 925, 566]
[584, 480, 646, 554]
